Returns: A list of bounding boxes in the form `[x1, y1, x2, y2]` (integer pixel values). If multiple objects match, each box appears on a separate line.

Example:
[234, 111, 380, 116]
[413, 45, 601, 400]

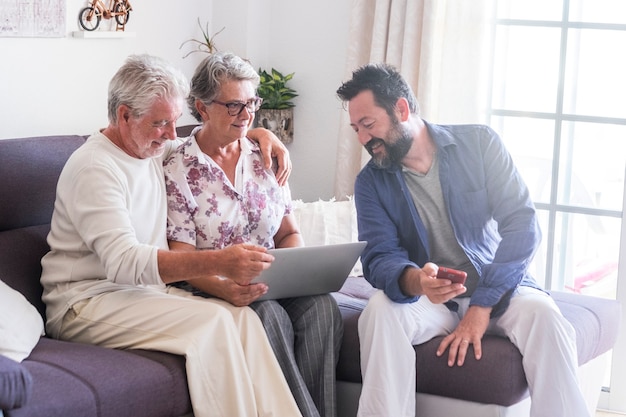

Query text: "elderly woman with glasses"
[163, 52, 343, 417]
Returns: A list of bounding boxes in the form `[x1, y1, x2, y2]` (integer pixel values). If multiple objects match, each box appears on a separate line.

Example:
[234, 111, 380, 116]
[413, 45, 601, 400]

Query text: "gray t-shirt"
[402, 153, 479, 296]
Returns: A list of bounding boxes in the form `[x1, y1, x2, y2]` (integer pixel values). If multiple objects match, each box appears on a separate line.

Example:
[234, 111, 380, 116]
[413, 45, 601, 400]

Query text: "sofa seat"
[333, 276, 621, 407]
[9, 338, 191, 417]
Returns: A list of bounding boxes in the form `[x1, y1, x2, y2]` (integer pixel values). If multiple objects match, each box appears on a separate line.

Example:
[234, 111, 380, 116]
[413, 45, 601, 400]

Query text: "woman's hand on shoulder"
[248, 127, 292, 186]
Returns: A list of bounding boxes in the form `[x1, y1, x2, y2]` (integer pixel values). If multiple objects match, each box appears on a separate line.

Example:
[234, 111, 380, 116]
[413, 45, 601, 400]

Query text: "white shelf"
[72, 31, 136, 38]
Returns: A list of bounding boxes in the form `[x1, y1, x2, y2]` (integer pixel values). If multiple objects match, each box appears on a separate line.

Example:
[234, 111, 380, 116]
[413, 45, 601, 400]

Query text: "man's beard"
[365, 123, 413, 169]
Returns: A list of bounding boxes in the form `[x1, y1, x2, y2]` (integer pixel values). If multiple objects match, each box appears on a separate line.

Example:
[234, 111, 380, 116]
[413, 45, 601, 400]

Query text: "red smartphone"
[436, 267, 467, 285]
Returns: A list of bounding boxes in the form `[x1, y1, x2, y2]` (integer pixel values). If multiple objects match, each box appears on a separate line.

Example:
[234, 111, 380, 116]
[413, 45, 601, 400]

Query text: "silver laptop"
[252, 241, 367, 300]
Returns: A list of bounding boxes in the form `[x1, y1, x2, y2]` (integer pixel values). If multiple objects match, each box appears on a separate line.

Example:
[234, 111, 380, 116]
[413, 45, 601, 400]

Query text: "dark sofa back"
[0, 135, 86, 318]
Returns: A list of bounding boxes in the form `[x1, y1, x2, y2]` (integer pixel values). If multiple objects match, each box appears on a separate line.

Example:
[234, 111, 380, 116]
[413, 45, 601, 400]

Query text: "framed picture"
[0, 0, 66, 38]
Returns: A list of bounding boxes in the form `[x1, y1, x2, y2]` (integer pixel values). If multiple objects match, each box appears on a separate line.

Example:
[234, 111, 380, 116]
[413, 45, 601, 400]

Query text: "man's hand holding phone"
[406, 263, 467, 304]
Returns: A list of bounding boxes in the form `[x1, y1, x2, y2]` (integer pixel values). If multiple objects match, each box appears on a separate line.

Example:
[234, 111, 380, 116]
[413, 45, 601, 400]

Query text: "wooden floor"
[596, 410, 626, 416]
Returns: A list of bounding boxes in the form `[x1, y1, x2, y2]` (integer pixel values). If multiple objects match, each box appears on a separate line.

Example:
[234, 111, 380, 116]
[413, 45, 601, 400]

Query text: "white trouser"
[357, 286, 590, 417]
[59, 286, 302, 417]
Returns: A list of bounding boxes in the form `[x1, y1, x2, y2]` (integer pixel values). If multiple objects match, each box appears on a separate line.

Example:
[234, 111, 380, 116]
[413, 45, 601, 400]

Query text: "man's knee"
[358, 290, 398, 330]
[505, 291, 575, 340]
[362, 290, 394, 315]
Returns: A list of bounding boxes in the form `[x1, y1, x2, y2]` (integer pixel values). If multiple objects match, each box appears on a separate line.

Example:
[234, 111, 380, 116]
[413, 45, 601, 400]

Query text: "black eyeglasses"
[211, 97, 263, 116]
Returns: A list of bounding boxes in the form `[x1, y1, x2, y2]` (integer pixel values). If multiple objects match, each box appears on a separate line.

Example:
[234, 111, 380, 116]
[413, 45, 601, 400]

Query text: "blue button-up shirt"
[354, 122, 542, 317]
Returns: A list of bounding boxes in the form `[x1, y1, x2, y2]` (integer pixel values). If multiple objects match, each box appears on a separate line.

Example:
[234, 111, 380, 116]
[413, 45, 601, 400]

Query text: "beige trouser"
[60, 286, 302, 417]
[357, 287, 587, 417]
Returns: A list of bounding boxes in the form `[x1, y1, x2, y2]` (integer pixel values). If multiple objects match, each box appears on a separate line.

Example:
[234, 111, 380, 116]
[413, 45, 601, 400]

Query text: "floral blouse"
[164, 132, 292, 250]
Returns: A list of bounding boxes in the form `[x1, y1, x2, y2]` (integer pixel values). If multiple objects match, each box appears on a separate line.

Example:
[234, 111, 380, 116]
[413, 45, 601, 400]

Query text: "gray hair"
[107, 54, 190, 123]
[188, 51, 260, 121]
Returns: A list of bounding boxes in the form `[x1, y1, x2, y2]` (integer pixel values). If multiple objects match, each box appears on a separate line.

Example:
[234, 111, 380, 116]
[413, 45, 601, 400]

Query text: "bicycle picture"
[78, 0, 133, 32]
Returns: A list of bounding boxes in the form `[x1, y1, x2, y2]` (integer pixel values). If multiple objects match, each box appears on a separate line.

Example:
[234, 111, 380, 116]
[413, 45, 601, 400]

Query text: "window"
[489, 0, 626, 412]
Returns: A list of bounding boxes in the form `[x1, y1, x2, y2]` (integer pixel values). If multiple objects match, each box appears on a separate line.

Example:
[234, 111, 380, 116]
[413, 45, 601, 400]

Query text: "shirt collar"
[179, 130, 259, 168]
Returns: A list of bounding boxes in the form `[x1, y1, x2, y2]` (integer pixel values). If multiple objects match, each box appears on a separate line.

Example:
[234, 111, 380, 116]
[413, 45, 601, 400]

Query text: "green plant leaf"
[257, 67, 298, 109]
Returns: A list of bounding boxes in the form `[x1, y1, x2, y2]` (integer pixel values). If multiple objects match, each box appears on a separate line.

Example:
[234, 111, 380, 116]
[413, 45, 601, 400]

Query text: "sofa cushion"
[0, 354, 33, 410]
[0, 225, 51, 319]
[0, 135, 86, 232]
[9, 338, 191, 417]
[334, 276, 621, 407]
[551, 290, 621, 365]
[292, 198, 362, 275]
[0, 280, 44, 362]
[414, 334, 527, 405]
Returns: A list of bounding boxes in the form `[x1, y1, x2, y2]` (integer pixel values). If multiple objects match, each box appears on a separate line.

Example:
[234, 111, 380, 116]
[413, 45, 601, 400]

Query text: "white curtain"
[334, 0, 495, 200]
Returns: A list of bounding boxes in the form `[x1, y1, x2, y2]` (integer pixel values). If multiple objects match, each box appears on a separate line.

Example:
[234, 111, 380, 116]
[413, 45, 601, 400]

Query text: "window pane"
[491, 116, 555, 204]
[569, 0, 626, 24]
[497, 0, 563, 20]
[558, 122, 626, 211]
[492, 26, 561, 113]
[563, 29, 626, 119]
[551, 212, 620, 298]
[491, 4, 626, 409]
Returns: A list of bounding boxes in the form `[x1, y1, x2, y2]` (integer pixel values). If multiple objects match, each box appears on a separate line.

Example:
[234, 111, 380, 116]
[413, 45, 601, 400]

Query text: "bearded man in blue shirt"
[336, 63, 589, 417]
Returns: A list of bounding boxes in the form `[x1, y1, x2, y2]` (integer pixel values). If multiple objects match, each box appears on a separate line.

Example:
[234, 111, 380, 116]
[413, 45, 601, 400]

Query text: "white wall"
[0, 0, 352, 202]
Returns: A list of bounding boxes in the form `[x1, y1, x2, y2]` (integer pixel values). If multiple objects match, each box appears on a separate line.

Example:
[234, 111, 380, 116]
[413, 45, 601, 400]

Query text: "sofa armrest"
[0, 354, 33, 410]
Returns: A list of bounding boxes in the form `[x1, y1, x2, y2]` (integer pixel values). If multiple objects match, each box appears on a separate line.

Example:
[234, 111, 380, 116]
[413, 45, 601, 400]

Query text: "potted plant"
[254, 68, 298, 144]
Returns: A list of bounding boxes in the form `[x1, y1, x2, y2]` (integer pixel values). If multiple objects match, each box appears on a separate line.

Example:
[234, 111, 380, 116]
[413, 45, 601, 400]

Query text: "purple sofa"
[0, 130, 621, 417]
[0, 135, 191, 417]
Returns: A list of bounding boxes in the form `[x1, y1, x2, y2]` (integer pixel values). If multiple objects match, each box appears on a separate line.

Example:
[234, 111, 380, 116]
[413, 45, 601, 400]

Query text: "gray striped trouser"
[250, 294, 343, 417]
